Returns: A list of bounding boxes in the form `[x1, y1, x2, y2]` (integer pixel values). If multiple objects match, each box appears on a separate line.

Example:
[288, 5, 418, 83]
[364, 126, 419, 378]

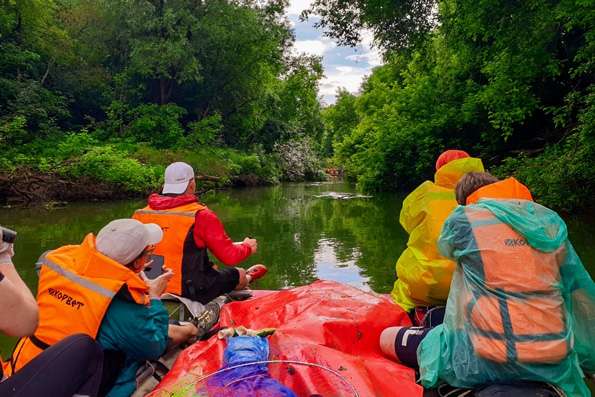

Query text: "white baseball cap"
[96, 219, 163, 265]
[162, 162, 195, 194]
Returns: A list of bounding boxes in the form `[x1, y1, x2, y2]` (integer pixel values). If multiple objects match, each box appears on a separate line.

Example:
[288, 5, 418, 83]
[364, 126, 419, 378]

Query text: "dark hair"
[126, 246, 153, 268]
[455, 172, 499, 205]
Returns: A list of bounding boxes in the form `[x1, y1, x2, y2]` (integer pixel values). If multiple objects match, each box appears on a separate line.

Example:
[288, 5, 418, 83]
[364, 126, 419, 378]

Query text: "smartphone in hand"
[143, 255, 165, 279]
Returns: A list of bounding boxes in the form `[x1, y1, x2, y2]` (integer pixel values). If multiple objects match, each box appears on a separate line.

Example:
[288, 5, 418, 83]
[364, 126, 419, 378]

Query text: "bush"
[127, 104, 186, 148]
[133, 145, 233, 181]
[67, 146, 163, 193]
[228, 149, 281, 184]
[493, 132, 595, 213]
[55, 131, 99, 158]
[0, 80, 70, 145]
[0, 115, 27, 145]
[185, 114, 223, 146]
[131, 145, 281, 186]
[102, 102, 186, 149]
[274, 137, 323, 181]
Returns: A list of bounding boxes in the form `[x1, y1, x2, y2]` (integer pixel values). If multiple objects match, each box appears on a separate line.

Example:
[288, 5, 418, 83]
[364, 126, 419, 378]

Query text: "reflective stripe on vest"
[464, 206, 568, 364]
[36, 255, 115, 299]
[134, 209, 197, 218]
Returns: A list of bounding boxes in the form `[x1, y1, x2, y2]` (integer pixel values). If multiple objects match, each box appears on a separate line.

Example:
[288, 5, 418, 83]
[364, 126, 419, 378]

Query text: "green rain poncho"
[418, 191, 595, 396]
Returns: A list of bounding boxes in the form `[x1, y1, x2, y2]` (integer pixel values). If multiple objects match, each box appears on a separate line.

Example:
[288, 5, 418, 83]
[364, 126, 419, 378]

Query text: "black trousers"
[183, 266, 240, 304]
[0, 334, 103, 397]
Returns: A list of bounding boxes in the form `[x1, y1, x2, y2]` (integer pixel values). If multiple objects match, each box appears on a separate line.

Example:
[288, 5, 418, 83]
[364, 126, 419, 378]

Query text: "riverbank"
[0, 133, 327, 205]
[0, 167, 246, 205]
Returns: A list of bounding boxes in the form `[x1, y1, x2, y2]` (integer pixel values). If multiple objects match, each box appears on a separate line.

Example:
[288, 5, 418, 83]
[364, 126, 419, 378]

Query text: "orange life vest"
[6, 234, 149, 376]
[1, 357, 6, 380]
[464, 178, 568, 364]
[133, 202, 206, 295]
[466, 177, 533, 205]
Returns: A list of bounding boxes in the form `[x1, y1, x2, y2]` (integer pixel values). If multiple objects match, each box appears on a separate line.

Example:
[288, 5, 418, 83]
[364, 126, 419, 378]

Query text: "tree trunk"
[160, 78, 167, 104]
[41, 61, 52, 86]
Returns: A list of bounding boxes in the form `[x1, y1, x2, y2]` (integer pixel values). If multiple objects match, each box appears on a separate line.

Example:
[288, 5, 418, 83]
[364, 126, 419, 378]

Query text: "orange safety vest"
[464, 178, 568, 364]
[1, 357, 5, 380]
[6, 234, 149, 376]
[133, 202, 206, 295]
[466, 177, 534, 205]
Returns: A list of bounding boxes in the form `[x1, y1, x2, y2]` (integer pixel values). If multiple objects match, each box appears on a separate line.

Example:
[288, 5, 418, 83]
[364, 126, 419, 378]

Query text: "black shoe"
[192, 301, 220, 337]
[225, 289, 253, 302]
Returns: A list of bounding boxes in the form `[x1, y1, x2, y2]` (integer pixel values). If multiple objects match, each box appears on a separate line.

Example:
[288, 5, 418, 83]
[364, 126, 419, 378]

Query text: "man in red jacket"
[133, 162, 266, 304]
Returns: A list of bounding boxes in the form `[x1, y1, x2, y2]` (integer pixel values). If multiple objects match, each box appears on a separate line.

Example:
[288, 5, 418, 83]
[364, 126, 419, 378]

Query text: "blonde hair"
[455, 172, 499, 205]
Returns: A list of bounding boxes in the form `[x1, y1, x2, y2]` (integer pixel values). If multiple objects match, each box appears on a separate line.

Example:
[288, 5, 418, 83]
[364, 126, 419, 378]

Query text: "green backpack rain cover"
[418, 199, 595, 396]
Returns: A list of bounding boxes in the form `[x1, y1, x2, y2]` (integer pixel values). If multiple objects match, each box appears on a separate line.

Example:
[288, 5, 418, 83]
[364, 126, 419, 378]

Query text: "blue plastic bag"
[207, 336, 296, 397]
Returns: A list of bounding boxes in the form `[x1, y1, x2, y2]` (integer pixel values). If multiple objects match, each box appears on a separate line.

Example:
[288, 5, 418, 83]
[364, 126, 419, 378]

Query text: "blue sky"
[286, 0, 382, 105]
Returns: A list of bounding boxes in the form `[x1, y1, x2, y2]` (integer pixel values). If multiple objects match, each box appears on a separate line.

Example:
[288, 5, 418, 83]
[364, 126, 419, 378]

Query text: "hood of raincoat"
[435, 150, 470, 171]
[434, 157, 484, 188]
[147, 193, 197, 210]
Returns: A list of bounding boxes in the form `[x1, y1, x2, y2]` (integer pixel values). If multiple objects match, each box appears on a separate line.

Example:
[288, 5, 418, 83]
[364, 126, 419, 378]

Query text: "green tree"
[319, 0, 594, 210]
[259, 55, 325, 150]
[321, 89, 358, 157]
[81, 0, 299, 147]
[0, 0, 71, 143]
[303, 0, 436, 52]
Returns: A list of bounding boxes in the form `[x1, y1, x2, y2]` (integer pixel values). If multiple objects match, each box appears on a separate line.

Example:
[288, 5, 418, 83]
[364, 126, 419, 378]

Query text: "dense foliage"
[2, 0, 593, 212]
[304, 0, 436, 51]
[317, 0, 594, 212]
[0, 0, 325, 200]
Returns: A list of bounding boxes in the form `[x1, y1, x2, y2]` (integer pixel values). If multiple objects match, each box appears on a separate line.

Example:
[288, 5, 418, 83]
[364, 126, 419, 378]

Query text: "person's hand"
[168, 322, 199, 345]
[141, 268, 173, 299]
[0, 242, 14, 265]
[181, 322, 199, 339]
[243, 237, 258, 254]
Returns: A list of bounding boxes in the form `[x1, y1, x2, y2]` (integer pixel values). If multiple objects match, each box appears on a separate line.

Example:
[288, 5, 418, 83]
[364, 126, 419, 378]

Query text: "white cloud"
[287, 1, 383, 104]
[345, 30, 383, 67]
[360, 30, 376, 47]
[287, 0, 314, 16]
[345, 50, 382, 67]
[292, 38, 335, 57]
[335, 65, 354, 73]
[345, 54, 367, 63]
[319, 64, 371, 104]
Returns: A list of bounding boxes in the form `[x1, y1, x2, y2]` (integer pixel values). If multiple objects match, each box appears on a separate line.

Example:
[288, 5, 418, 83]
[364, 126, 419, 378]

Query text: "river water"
[1, 182, 593, 356]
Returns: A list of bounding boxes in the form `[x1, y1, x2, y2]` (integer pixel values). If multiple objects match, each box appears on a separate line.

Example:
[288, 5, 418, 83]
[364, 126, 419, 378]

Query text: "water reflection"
[313, 192, 373, 200]
[205, 183, 407, 293]
[314, 238, 369, 291]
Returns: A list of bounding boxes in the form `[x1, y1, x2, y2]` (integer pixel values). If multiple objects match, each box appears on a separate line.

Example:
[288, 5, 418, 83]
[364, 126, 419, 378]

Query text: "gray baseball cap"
[96, 219, 163, 265]
[162, 162, 195, 194]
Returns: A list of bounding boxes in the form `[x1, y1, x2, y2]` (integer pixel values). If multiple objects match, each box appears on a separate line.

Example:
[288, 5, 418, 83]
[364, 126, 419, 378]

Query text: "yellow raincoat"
[391, 157, 484, 311]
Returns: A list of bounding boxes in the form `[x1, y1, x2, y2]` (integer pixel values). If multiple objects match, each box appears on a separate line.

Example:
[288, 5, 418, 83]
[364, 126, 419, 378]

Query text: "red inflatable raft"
[147, 280, 423, 397]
